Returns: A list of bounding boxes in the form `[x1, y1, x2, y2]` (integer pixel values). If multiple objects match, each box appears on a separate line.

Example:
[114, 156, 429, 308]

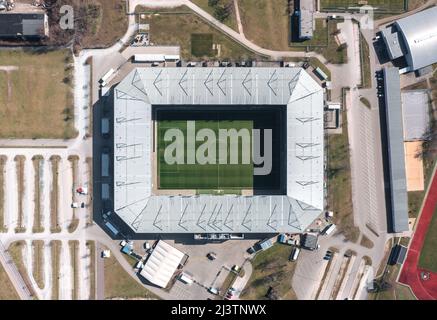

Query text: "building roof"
[113, 67, 324, 234]
[297, 0, 314, 39]
[140, 241, 185, 288]
[395, 6, 437, 70]
[0, 13, 47, 38]
[402, 90, 429, 141]
[301, 233, 318, 250]
[383, 67, 409, 233]
[381, 26, 404, 60]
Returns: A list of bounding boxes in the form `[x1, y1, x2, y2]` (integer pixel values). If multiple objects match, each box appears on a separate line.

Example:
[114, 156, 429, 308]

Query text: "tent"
[140, 241, 185, 288]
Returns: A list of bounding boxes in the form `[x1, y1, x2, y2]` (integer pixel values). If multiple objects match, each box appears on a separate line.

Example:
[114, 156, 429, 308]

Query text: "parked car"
[207, 252, 217, 260]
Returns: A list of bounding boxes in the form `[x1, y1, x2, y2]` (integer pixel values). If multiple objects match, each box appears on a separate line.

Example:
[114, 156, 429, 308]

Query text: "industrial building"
[383, 67, 409, 233]
[296, 0, 314, 40]
[381, 6, 437, 72]
[0, 12, 48, 38]
[110, 67, 324, 235]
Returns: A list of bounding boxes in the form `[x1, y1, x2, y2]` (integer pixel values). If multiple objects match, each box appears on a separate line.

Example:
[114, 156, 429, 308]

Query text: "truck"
[178, 273, 194, 285]
[321, 223, 336, 236]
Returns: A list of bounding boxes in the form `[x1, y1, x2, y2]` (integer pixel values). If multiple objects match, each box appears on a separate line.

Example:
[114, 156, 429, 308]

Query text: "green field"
[191, 33, 214, 57]
[419, 206, 437, 272]
[158, 120, 253, 190]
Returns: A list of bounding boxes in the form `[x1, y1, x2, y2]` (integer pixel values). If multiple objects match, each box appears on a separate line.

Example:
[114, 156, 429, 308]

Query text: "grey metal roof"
[0, 13, 46, 37]
[113, 67, 324, 234]
[395, 6, 437, 70]
[381, 26, 404, 60]
[402, 90, 429, 141]
[383, 67, 409, 233]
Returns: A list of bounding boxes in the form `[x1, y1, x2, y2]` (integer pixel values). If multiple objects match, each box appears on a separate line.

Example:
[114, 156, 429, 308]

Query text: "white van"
[290, 247, 301, 262]
[179, 273, 194, 285]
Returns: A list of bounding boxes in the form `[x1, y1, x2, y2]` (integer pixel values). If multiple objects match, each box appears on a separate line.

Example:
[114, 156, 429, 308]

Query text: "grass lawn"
[191, 33, 214, 56]
[314, 19, 347, 64]
[359, 31, 372, 88]
[327, 102, 360, 242]
[32, 240, 45, 290]
[0, 261, 20, 300]
[419, 206, 437, 272]
[158, 120, 253, 190]
[190, 0, 238, 31]
[80, 0, 128, 49]
[370, 263, 416, 300]
[137, 6, 260, 60]
[0, 49, 76, 139]
[9, 241, 35, 298]
[240, 244, 297, 300]
[238, 0, 290, 51]
[104, 252, 159, 299]
[320, 0, 406, 12]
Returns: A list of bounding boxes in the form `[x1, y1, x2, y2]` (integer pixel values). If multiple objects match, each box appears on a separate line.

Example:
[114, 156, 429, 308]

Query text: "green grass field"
[158, 120, 253, 190]
[419, 206, 437, 272]
[191, 33, 214, 57]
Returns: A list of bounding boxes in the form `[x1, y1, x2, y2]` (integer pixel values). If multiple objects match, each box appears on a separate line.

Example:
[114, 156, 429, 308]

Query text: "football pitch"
[157, 120, 254, 191]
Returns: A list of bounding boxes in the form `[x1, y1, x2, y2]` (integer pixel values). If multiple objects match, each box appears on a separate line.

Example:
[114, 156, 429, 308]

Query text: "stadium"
[111, 67, 324, 235]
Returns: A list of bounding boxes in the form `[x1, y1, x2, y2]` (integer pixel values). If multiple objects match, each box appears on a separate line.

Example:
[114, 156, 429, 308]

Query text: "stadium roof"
[113, 67, 324, 234]
[395, 6, 437, 70]
[383, 67, 409, 233]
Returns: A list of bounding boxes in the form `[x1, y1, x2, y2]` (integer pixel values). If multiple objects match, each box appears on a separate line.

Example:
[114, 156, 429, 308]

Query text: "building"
[110, 67, 324, 235]
[296, 0, 314, 40]
[0, 12, 49, 38]
[381, 7, 437, 72]
[301, 233, 319, 250]
[383, 67, 409, 233]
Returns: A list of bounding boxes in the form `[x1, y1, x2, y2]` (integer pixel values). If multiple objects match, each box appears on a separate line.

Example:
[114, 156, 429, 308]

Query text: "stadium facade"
[113, 67, 324, 234]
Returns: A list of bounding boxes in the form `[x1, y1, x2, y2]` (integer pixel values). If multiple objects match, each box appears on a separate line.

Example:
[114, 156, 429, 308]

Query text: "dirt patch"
[32, 240, 45, 290]
[8, 241, 36, 298]
[50, 240, 62, 300]
[32, 155, 44, 233]
[0, 155, 7, 233]
[69, 240, 79, 300]
[14, 155, 26, 233]
[87, 241, 96, 300]
[68, 155, 80, 233]
[49, 156, 62, 233]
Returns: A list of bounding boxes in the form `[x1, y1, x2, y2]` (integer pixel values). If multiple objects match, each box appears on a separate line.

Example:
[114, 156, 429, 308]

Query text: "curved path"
[399, 164, 437, 300]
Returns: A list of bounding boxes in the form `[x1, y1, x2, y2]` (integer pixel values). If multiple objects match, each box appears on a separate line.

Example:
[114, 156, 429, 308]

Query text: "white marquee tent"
[140, 240, 185, 288]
